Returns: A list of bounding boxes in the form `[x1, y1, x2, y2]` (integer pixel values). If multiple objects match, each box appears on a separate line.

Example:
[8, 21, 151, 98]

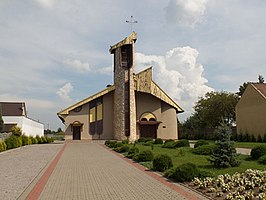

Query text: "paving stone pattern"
[39, 143, 188, 200]
[0, 144, 63, 200]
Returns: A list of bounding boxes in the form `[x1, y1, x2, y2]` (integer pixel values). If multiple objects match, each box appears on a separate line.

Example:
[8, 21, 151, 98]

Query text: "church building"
[57, 32, 184, 141]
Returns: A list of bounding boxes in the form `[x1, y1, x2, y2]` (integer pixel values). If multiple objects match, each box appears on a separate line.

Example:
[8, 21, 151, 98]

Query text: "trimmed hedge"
[194, 140, 209, 148]
[114, 145, 130, 153]
[5, 135, 22, 149]
[164, 163, 200, 182]
[175, 139, 190, 148]
[154, 138, 163, 144]
[162, 141, 176, 148]
[258, 155, 266, 164]
[134, 150, 154, 162]
[138, 137, 153, 143]
[0, 141, 7, 152]
[153, 154, 173, 172]
[251, 145, 266, 160]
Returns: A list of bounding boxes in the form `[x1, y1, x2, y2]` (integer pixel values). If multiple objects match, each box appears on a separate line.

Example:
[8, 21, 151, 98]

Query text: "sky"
[1, 0, 266, 130]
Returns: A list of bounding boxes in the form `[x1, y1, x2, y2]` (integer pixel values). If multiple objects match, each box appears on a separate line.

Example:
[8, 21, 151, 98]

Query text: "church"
[57, 32, 184, 141]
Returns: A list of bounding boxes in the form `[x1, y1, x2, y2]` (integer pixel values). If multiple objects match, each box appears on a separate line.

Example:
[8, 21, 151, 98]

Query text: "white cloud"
[135, 46, 213, 120]
[56, 82, 73, 102]
[64, 59, 91, 73]
[33, 0, 55, 8]
[165, 0, 209, 27]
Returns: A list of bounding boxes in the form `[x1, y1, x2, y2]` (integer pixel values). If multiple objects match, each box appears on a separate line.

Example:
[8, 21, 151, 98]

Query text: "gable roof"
[57, 67, 183, 118]
[0, 102, 27, 116]
[252, 83, 266, 99]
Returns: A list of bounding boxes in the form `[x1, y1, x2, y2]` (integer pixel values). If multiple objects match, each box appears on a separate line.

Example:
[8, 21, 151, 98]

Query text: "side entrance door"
[140, 125, 157, 139]
[73, 126, 81, 140]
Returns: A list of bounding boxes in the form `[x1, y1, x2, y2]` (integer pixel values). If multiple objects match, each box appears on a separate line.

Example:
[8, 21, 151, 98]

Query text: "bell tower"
[109, 32, 137, 141]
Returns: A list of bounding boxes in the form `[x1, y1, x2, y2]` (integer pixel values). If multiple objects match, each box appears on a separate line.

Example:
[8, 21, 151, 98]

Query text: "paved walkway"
[0, 143, 63, 200]
[22, 143, 207, 200]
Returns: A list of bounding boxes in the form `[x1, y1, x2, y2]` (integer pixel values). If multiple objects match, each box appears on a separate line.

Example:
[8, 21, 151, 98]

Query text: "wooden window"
[89, 107, 96, 123]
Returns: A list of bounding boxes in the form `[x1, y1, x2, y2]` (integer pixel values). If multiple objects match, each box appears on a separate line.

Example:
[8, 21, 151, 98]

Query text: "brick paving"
[33, 143, 207, 200]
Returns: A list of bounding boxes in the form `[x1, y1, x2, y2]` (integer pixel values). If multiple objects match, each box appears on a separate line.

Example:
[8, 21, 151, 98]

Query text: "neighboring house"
[236, 83, 266, 138]
[0, 102, 44, 137]
[58, 32, 184, 141]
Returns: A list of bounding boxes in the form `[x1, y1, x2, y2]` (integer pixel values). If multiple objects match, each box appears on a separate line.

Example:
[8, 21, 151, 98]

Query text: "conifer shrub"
[21, 135, 29, 146]
[258, 155, 266, 164]
[209, 123, 240, 168]
[250, 145, 266, 160]
[133, 150, 154, 162]
[164, 163, 200, 182]
[30, 136, 38, 144]
[41, 136, 47, 143]
[143, 140, 153, 146]
[122, 139, 129, 144]
[194, 140, 209, 148]
[35, 135, 43, 144]
[154, 138, 163, 144]
[257, 135, 263, 143]
[114, 142, 124, 148]
[192, 144, 217, 155]
[5, 135, 22, 149]
[263, 134, 266, 143]
[126, 147, 139, 159]
[0, 141, 7, 152]
[175, 139, 190, 148]
[105, 140, 118, 148]
[152, 154, 173, 172]
[251, 134, 257, 142]
[11, 126, 22, 136]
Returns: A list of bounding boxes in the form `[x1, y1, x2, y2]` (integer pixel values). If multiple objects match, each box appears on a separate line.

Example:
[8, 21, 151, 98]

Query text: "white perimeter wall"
[3, 116, 44, 137]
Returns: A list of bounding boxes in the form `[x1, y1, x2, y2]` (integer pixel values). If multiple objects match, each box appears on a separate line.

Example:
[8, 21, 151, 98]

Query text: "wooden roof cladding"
[109, 32, 137, 54]
[252, 83, 266, 99]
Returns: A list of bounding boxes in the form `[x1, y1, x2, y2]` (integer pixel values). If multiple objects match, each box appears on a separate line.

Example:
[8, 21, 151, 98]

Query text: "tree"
[258, 75, 264, 83]
[237, 82, 249, 96]
[0, 105, 4, 132]
[194, 91, 239, 128]
[209, 123, 239, 168]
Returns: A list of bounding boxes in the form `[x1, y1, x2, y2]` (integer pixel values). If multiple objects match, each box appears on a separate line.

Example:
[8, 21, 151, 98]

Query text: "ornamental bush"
[258, 155, 266, 164]
[162, 141, 176, 148]
[126, 147, 139, 159]
[11, 126, 22, 136]
[105, 140, 117, 148]
[164, 139, 174, 144]
[175, 139, 190, 148]
[114, 145, 130, 153]
[152, 154, 173, 172]
[194, 140, 209, 148]
[251, 145, 266, 160]
[0, 141, 7, 152]
[21, 135, 29, 146]
[5, 135, 22, 149]
[134, 150, 154, 162]
[36, 135, 43, 144]
[154, 138, 163, 144]
[41, 136, 47, 143]
[164, 163, 200, 182]
[192, 144, 217, 155]
[209, 123, 240, 168]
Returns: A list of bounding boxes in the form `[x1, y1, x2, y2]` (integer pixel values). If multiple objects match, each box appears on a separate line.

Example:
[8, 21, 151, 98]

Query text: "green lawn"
[126, 143, 265, 177]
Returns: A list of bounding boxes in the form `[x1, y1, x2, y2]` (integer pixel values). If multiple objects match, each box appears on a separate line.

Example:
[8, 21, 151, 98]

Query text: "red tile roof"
[253, 83, 266, 98]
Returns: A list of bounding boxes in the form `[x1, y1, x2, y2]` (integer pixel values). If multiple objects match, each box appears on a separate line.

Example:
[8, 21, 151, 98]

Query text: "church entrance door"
[73, 126, 81, 140]
[140, 124, 157, 139]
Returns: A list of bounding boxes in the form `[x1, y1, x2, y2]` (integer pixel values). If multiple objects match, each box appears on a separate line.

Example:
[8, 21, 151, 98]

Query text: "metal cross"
[126, 16, 138, 32]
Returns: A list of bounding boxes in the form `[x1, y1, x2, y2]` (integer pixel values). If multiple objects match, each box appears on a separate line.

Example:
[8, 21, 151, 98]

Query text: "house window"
[89, 97, 103, 135]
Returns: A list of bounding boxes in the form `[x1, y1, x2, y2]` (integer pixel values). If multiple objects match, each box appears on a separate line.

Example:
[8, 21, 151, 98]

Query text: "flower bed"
[190, 169, 266, 200]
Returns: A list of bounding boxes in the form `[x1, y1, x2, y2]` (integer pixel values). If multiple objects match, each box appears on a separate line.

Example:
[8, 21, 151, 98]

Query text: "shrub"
[30, 136, 38, 144]
[263, 134, 266, 143]
[175, 139, 190, 148]
[41, 136, 47, 143]
[11, 126, 22, 136]
[209, 123, 239, 168]
[122, 139, 129, 144]
[162, 141, 176, 148]
[36, 135, 43, 144]
[250, 145, 266, 160]
[114, 142, 124, 148]
[5, 135, 22, 149]
[164, 163, 200, 182]
[138, 137, 153, 143]
[154, 138, 163, 144]
[0, 141, 7, 152]
[134, 150, 154, 162]
[258, 155, 266, 164]
[257, 135, 263, 143]
[143, 140, 153, 146]
[251, 134, 257, 142]
[126, 147, 139, 158]
[237, 132, 243, 142]
[152, 154, 173, 172]
[114, 145, 130, 153]
[105, 140, 117, 148]
[192, 144, 216, 155]
[194, 140, 209, 148]
[164, 139, 174, 144]
[21, 135, 29, 146]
